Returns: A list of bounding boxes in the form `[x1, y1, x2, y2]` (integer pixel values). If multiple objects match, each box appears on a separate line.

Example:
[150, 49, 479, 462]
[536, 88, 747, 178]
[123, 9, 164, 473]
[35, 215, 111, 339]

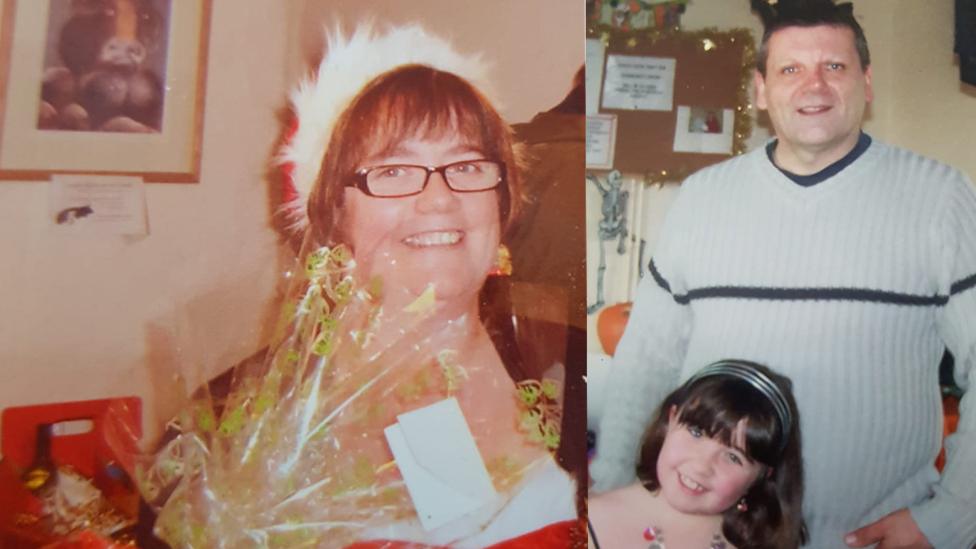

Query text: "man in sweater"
[590, 2, 976, 548]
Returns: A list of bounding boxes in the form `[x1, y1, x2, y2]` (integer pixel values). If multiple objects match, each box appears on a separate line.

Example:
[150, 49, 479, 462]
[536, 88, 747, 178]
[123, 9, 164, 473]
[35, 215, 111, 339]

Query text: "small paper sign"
[602, 55, 676, 111]
[50, 175, 148, 236]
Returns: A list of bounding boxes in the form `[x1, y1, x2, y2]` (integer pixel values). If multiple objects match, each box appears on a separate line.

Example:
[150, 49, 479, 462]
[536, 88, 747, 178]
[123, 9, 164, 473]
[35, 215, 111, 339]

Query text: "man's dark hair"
[752, 0, 870, 76]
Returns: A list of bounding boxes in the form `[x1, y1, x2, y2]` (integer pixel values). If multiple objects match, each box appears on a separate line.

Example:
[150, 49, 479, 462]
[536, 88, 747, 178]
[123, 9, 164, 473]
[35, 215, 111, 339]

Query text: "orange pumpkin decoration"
[936, 395, 960, 472]
[597, 302, 632, 356]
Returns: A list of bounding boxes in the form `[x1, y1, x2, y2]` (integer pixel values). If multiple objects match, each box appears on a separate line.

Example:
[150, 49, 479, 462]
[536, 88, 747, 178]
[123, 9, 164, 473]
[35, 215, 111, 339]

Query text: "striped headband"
[687, 360, 793, 456]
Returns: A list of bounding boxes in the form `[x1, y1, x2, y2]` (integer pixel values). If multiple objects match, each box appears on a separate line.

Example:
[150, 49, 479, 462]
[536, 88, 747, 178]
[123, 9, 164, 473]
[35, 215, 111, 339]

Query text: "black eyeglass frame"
[349, 159, 505, 198]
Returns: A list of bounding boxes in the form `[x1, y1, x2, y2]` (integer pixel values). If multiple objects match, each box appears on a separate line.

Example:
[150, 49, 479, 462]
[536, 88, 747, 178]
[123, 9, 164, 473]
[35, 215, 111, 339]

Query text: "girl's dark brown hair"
[636, 360, 807, 549]
[307, 64, 523, 245]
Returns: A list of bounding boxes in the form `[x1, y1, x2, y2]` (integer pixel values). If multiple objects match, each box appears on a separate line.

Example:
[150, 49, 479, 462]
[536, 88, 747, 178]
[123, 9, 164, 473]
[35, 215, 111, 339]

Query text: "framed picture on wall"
[0, 0, 212, 182]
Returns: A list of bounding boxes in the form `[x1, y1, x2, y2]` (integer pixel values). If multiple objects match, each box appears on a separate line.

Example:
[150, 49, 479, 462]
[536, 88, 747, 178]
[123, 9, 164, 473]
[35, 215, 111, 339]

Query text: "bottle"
[21, 423, 57, 493]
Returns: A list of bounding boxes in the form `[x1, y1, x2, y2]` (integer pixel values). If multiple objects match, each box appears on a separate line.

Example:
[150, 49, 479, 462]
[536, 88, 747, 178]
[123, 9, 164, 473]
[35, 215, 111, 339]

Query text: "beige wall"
[863, 0, 976, 177]
[0, 1, 581, 447]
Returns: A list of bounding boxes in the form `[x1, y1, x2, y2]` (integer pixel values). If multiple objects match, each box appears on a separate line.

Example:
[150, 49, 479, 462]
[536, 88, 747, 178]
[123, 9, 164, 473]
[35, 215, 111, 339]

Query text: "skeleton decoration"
[587, 170, 629, 314]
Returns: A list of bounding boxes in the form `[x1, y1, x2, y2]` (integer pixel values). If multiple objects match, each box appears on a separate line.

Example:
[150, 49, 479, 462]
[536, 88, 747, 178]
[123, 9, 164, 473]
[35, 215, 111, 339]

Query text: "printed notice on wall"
[586, 114, 617, 169]
[602, 55, 676, 111]
[49, 175, 148, 235]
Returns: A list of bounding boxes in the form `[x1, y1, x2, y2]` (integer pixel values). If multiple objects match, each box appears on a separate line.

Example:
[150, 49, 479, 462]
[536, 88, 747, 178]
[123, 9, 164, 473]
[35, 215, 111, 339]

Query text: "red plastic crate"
[0, 398, 141, 547]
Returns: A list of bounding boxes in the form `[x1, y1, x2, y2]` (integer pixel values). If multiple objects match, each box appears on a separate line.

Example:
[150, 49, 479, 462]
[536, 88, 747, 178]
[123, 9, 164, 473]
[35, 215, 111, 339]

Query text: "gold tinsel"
[586, 24, 757, 186]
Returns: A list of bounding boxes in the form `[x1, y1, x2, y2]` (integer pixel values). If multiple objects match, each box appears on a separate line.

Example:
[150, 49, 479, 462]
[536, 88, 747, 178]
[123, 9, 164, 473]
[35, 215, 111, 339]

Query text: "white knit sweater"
[591, 139, 976, 548]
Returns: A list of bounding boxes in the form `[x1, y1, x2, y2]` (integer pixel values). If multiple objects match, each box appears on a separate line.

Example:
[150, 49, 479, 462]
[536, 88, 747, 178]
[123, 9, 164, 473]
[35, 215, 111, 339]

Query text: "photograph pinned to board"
[673, 106, 734, 154]
[586, 114, 617, 170]
[50, 174, 148, 236]
[601, 54, 675, 111]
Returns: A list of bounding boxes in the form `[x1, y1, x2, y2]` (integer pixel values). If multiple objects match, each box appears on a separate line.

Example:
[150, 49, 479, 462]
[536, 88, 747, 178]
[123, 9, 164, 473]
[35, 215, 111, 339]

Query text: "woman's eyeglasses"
[350, 159, 504, 198]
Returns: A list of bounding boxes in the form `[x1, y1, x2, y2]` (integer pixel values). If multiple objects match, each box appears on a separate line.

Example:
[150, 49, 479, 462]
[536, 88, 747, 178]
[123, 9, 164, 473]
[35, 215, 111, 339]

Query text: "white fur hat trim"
[278, 23, 494, 231]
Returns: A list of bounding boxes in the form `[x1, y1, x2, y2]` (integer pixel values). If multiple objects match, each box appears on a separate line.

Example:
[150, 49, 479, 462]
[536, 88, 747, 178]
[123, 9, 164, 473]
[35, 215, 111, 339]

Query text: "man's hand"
[845, 509, 933, 549]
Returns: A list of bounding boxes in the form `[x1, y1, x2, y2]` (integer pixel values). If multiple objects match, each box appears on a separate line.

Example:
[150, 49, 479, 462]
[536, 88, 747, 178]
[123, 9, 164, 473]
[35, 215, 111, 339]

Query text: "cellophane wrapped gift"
[119, 240, 565, 548]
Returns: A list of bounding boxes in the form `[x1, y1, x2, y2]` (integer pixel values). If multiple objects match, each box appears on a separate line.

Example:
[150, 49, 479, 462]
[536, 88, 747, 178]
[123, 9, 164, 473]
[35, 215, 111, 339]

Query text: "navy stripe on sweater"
[649, 259, 975, 306]
[952, 271, 976, 295]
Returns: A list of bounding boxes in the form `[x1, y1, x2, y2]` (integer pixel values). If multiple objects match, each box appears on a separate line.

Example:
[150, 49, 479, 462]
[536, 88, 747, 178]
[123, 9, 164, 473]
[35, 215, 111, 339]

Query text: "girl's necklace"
[643, 526, 728, 549]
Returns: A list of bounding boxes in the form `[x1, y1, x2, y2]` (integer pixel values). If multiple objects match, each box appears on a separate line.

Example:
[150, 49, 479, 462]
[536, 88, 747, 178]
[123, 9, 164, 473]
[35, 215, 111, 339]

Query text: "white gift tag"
[384, 397, 497, 531]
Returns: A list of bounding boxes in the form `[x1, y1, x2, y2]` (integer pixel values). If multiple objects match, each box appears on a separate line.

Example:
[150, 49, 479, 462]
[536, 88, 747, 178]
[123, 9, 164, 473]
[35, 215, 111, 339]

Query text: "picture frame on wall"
[0, 0, 211, 182]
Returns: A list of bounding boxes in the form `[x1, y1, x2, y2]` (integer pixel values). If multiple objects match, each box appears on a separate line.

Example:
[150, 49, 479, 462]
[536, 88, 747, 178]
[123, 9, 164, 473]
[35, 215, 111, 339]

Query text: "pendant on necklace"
[643, 526, 665, 549]
[642, 526, 727, 549]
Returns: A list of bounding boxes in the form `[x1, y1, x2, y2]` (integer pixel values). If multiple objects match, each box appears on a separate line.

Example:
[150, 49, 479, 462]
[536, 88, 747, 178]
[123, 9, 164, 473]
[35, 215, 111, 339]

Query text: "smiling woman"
[341, 134, 502, 315]
[280, 33, 577, 546]
[307, 63, 521, 316]
[130, 24, 579, 549]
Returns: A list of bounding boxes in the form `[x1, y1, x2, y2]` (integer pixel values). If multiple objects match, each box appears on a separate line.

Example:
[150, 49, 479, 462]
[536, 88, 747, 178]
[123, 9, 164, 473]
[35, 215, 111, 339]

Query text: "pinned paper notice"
[384, 398, 497, 531]
[602, 54, 676, 111]
[50, 174, 148, 236]
[586, 114, 617, 170]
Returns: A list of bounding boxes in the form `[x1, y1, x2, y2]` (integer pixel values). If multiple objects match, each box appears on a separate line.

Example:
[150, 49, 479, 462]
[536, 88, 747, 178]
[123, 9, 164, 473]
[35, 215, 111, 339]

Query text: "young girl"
[588, 360, 806, 549]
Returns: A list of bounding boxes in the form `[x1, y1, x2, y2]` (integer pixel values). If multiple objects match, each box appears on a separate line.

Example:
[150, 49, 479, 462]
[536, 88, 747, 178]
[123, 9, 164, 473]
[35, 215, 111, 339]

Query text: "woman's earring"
[736, 498, 748, 512]
[489, 244, 512, 276]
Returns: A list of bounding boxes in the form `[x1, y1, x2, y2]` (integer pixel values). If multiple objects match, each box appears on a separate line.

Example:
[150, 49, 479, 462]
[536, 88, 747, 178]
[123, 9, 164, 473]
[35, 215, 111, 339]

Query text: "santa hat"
[278, 24, 495, 232]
